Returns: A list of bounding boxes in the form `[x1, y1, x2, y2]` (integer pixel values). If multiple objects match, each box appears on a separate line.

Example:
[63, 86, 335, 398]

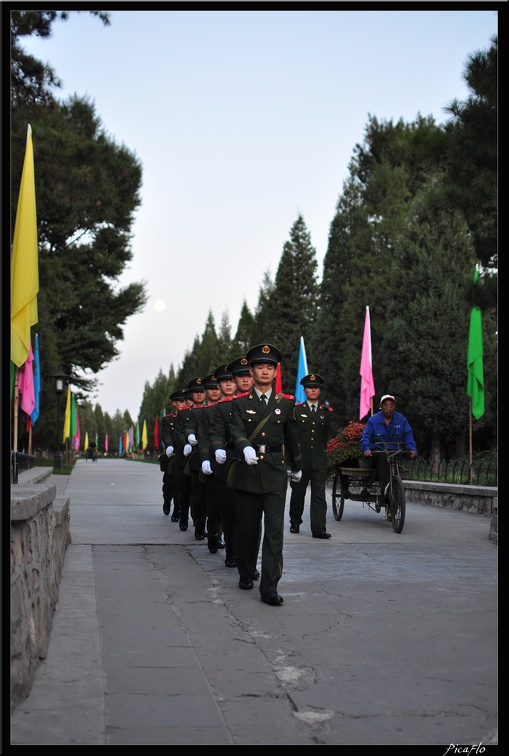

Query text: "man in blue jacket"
[360, 394, 417, 517]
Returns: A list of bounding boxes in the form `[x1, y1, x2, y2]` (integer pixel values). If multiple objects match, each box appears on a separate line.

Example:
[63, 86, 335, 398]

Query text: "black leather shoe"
[179, 520, 188, 531]
[195, 530, 205, 541]
[239, 578, 254, 590]
[252, 570, 260, 580]
[290, 524, 300, 533]
[170, 510, 180, 522]
[225, 556, 237, 568]
[217, 538, 225, 549]
[312, 530, 331, 539]
[208, 536, 218, 553]
[163, 503, 170, 515]
[261, 592, 284, 606]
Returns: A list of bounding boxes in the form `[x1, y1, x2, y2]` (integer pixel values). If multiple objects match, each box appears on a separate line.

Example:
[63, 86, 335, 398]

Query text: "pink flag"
[72, 405, 81, 451]
[105, 434, 109, 453]
[18, 340, 35, 416]
[359, 306, 375, 420]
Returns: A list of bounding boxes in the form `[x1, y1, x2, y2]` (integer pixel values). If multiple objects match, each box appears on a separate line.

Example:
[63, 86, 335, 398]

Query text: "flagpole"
[12, 367, 20, 483]
[469, 399, 473, 484]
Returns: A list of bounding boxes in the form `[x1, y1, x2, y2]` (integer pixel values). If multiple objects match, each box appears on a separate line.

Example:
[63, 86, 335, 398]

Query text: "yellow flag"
[63, 385, 71, 441]
[142, 419, 148, 450]
[84, 432, 89, 451]
[11, 125, 39, 367]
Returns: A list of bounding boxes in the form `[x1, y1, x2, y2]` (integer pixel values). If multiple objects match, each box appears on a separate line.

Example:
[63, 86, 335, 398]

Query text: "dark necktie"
[311, 404, 316, 413]
[261, 394, 267, 405]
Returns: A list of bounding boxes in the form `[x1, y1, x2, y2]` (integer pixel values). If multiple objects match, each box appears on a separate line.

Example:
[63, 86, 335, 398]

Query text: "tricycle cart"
[330, 443, 410, 534]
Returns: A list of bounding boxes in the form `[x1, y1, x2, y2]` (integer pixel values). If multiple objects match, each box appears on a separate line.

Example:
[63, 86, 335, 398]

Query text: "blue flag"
[294, 337, 308, 403]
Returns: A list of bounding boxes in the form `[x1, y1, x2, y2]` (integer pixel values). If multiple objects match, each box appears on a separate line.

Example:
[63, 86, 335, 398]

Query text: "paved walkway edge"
[11, 544, 106, 745]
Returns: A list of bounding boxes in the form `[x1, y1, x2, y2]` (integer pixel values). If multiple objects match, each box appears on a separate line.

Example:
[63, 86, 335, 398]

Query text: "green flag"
[467, 268, 484, 419]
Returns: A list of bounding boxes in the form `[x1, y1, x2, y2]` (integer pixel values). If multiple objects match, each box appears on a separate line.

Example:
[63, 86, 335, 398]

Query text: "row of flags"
[10, 123, 486, 468]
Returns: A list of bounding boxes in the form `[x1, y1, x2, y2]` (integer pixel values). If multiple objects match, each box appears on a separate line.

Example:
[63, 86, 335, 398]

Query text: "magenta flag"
[18, 339, 35, 416]
[72, 406, 81, 451]
[105, 434, 109, 453]
[359, 306, 375, 420]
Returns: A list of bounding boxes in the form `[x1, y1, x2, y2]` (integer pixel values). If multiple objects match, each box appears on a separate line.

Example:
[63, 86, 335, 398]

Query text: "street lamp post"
[53, 370, 67, 469]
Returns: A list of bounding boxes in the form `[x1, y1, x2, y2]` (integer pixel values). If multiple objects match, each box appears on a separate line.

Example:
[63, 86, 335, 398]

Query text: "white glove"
[183, 444, 192, 456]
[243, 446, 258, 465]
[188, 434, 198, 446]
[215, 449, 227, 464]
[291, 470, 302, 483]
[165, 446, 174, 458]
[202, 460, 213, 475]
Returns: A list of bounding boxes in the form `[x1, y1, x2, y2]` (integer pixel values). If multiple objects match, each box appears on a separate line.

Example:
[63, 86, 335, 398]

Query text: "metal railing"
[399, 458, 497, 487]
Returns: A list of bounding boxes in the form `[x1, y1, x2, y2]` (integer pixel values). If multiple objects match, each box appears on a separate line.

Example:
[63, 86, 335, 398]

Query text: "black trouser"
[190, 468, 207, 534]
[205, 473, 221, 538]
[176, 465, 191, 522]
[219, 479, 236, 559]
[234, 488, 285, 595]
[289, 467, 328, 532]
[162, 468, 175, 508]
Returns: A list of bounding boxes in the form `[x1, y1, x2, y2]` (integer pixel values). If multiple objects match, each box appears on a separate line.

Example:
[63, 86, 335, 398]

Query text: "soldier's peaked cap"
[187, 377, 205, 392]
[227, 356, 251, 375]
[300, 373, 324, 387]
[170, 388, 187, 402]
[214, 365, 234, 381]
[203, 374, 219, 388]
[246, 344, 282, 365]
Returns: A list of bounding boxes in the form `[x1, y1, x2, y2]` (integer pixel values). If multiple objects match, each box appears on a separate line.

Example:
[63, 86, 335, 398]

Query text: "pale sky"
[20, 8, 498, 419]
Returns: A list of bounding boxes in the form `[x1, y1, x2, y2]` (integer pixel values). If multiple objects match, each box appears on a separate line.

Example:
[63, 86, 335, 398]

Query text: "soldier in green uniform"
[196, 373, 224, 553]
[289, 373, 333, 538]
[182, 377, 207, 539]
[209, 358, 255, 570]
[228, 344, 302, 606]
[161, 389, 187, 520]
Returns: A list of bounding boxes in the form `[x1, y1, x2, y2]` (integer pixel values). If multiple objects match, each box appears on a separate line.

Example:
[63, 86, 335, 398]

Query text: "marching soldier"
[172, 388, 195, 531]
[289, 373, 333, 538]
[209, 358, 254, 570]
[228, 344, 302, 606]
[196, 373, 224, 553]
[182, 377, 208, 539]
[161, 389, 187, 520]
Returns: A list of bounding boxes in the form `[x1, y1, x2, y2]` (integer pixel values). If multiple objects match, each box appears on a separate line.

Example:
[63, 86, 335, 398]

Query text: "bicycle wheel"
[390, 475, 406, 533]
[331, 472, 345, 521]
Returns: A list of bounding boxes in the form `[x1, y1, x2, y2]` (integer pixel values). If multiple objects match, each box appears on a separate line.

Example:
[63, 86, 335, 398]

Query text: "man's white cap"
[380, 394, 395, 405]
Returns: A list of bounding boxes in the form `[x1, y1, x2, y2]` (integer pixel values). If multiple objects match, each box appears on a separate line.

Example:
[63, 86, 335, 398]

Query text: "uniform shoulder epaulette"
[281, 393, 295, 400]
[234, 391, 250, 399]
[320, 404, 333, 412]
[218, 394, 240, 403]
[296, 401, 306, 406]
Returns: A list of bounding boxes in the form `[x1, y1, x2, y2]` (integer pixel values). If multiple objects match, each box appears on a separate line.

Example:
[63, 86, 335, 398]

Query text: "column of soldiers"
[159, 344, 334, 606]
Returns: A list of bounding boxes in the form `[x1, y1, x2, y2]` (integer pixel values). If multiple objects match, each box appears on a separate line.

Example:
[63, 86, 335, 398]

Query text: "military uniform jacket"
[294, 401, 333, 470]
[228, 391, 302, 495]
[208, 394, 247, 483]
[161, 413, 177, 448]
[184, 405, 207, 472]
[196, 403, 217, 469]
[173, 407, 194, 469]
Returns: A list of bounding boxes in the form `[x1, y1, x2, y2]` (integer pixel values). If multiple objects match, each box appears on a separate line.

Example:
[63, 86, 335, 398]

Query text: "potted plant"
[326, 421, 366, 472]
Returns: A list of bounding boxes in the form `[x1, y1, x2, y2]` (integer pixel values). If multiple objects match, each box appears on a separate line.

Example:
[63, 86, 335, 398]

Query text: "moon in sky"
[154, 299, 166, 312]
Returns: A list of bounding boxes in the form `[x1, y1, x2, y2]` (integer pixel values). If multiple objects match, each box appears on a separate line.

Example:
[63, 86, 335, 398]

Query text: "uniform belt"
[254, 444, 283, 454]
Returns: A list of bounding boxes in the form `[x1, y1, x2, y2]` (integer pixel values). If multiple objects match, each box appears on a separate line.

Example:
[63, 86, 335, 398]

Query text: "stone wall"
[10, 468, 71, 710]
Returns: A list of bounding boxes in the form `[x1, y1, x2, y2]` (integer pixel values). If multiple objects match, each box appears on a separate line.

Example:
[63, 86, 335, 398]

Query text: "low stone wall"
[10, 468, 71, 710]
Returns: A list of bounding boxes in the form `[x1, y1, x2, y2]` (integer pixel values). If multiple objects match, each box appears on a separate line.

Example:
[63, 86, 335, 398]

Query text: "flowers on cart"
[326, 421, 366, 470]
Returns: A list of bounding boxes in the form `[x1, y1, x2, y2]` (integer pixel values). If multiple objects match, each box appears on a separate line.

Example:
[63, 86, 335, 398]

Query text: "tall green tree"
[11, 11, 147, 455]
[443, 36, 497, 270]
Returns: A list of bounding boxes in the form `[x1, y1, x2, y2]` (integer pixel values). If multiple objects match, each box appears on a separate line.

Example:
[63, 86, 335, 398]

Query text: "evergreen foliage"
[11, 15, 497, 460]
